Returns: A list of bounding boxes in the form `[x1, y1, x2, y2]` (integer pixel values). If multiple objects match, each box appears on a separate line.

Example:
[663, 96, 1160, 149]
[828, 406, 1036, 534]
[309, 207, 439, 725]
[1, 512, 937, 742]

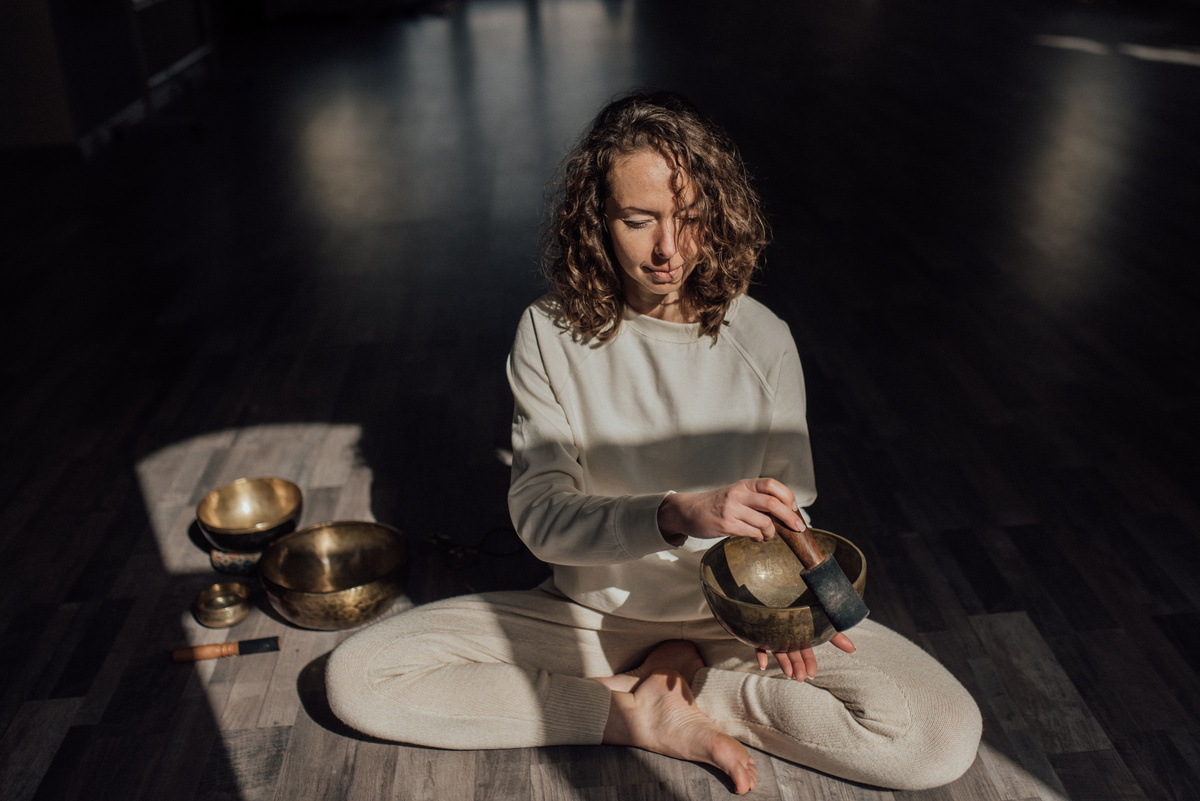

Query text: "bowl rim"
[699, 529, 865, 614]
[195, 476, 303, 535]
[257, 519, 407, 597]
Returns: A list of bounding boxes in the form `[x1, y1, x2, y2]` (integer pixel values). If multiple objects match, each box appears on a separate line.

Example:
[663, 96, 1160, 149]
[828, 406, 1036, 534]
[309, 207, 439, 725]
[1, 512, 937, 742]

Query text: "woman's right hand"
[656, 478, 806, 544]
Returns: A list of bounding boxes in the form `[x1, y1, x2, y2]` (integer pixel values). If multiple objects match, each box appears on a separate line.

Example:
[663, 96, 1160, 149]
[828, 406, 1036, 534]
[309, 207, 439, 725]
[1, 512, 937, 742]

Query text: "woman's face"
[603, 148, 699, 322]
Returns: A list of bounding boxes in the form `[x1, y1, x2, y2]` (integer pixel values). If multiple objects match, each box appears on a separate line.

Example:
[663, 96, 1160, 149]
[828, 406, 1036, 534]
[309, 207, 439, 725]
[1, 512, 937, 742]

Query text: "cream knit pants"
[326, 584, 981, 790]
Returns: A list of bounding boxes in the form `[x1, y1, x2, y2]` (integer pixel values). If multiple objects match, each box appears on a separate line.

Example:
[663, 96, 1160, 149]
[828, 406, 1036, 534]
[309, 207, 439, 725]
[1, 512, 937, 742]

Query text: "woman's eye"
[622, 219, 651, 230]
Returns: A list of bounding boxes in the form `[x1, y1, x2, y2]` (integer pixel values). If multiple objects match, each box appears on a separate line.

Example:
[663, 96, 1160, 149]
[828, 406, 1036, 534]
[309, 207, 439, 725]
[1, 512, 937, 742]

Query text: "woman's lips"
[647, 265, 681, 283]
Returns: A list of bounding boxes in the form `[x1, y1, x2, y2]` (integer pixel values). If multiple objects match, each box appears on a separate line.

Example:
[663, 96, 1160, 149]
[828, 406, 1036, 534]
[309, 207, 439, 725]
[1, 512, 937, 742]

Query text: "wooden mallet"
[171, 636, 281, 663]
[773, 521, 869, 633]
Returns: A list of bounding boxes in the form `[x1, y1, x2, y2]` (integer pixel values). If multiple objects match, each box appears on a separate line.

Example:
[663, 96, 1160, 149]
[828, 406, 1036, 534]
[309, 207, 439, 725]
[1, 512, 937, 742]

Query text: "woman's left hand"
[756, 632, 856, 680]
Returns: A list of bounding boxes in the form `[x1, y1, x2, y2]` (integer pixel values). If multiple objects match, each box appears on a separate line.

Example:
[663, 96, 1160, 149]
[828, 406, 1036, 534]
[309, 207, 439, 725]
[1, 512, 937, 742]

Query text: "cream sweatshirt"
[506, 293, 817, 621]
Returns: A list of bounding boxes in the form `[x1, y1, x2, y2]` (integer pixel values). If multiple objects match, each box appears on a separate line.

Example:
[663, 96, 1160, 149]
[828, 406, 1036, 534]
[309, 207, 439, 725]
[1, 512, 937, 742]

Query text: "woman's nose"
[654, 223, 677, 260]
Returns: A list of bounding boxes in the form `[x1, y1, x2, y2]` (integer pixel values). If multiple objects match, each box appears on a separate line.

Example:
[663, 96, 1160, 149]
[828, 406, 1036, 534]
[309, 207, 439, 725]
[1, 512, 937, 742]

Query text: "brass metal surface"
[192, 581, 252, 628]
[195, 477, 303, 552]
[257, 520, 408, 630]
[700, 529, 867, 651]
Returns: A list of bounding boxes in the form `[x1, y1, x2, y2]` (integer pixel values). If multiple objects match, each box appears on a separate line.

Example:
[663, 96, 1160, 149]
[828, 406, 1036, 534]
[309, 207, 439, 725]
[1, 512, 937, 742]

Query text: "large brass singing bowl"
[700, 529, 866, 652]
[258, 521, 408, 630]
[196, 477, 303, 552]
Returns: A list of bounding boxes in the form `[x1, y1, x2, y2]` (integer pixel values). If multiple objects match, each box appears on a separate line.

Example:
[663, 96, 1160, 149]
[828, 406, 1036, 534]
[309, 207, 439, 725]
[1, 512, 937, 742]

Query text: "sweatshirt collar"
[621, 295, 742, 343]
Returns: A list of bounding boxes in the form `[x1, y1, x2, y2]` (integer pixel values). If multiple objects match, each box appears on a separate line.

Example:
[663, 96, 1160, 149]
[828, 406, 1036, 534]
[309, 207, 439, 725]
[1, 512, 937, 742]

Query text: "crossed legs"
[326, 586, 981, 794]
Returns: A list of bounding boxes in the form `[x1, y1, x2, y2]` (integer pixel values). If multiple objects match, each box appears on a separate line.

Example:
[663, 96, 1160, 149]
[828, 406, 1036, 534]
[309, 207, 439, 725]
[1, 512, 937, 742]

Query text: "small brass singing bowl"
[192, 582, 252, 628]
[258, 521, 408, 630]
[196, 477, 303, 553]
[700, 529, 866, 652]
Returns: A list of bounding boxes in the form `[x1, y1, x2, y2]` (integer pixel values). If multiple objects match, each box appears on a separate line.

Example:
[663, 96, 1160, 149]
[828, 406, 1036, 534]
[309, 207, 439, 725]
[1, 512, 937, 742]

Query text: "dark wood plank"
[392, 744, 476, 801]
[0, 698, 83, 801]
[28, 724, 98, 801]
[1005, 524, 1119, 633]
[135, 668, 223, 801]
[344, 739, 402, 801]
[1068, 627, 1193, 738]
[271, 704, 359, 801]
[1111, 731, 1200, 801]
[0, 603, 62, 732]
[193, 726, 293, 801]
[1048, 749, 1150, 801]
[474, 748, 533, 801]
[935, 529, 1024, 616]
[49, 598, 136, 699]
[971, 612, 1111, 757]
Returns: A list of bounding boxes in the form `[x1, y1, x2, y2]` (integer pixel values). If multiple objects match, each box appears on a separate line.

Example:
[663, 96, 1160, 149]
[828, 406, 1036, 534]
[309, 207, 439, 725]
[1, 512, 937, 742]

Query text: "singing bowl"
[700, 529, 866, 652]
[196, 477, 303, 552]
[192, 581, 252, 628]
[257, 520, 408, 630]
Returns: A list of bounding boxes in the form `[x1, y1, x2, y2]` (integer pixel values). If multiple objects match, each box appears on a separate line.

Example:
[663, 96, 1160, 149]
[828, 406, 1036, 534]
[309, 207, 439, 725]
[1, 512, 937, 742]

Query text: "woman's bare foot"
[602, 668, 757, 795]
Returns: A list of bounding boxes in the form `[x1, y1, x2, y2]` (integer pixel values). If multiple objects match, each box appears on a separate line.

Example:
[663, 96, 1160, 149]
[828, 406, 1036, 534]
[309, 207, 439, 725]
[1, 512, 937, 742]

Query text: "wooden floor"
[3, 0, 1200, 798]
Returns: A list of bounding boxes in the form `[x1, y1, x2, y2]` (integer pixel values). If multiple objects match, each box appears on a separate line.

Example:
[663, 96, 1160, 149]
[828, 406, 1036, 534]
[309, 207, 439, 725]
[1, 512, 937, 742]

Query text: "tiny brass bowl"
[196, 477, 303, 553]
[258, 520, 408, 630]
[700, 529, 866, 652]
[192, 582, 252, 628]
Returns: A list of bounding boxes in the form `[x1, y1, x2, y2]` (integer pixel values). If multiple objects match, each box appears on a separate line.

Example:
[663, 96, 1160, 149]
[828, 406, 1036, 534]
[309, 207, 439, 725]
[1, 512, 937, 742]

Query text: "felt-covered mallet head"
[797, 552, 870, 632]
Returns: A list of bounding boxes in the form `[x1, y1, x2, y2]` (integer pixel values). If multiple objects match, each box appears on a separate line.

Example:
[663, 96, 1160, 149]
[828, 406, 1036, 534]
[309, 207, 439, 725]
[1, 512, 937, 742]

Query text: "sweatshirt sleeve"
[761, 326, 818, 521]
[505, 308, 674, 566]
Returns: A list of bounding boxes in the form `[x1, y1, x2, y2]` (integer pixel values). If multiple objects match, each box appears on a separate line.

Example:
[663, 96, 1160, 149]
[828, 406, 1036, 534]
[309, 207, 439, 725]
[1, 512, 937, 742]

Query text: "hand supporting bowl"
[700, 530, 866, 652]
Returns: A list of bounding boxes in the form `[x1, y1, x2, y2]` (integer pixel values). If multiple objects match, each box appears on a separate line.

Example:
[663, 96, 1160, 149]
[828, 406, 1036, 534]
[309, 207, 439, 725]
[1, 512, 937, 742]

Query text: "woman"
[328, 92, 981, 795]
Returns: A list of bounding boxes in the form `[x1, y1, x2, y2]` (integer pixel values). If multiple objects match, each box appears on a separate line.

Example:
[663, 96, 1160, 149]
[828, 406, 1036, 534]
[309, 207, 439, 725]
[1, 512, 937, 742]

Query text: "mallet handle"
[172, 642, 239, 662]
[773, 521, 826, 569]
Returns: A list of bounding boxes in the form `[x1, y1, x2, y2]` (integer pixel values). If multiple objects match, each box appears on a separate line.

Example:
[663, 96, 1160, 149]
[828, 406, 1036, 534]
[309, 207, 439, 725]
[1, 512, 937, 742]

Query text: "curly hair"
[543, 91, 770, 341]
